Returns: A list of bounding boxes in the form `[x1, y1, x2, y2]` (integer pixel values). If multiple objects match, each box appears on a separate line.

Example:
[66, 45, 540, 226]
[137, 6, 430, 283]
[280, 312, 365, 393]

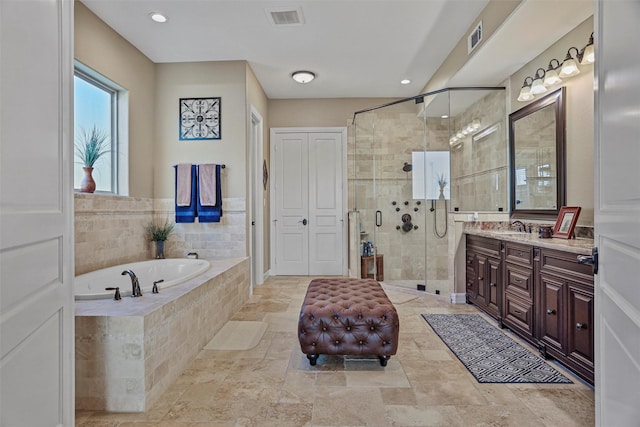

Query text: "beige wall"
[154, 61, 247, 199]
[423, 0, 522, 93]
[268, 98, 398, 129]
[245, 64, 271, 273]
[509, 17, 594, 226]
[74, 1, 156, 198]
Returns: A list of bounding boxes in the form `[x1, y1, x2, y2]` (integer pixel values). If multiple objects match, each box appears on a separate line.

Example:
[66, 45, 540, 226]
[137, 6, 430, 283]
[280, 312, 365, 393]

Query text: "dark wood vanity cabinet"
[466, 235, 502, 319]
[502, 242, 536, 343]
[465, 235, 594, 384]
[538, 248, 594, 383]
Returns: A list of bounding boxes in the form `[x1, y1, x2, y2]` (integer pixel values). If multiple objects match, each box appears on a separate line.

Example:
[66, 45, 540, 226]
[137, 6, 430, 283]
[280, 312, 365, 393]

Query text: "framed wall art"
[179, 97, 221, 140]
[552, 206, 581, 239]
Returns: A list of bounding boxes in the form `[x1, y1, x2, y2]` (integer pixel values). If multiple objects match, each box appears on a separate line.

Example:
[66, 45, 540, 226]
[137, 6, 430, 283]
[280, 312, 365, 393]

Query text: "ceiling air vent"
[467, 21, 482, 54]
[267, 7, 305, 26]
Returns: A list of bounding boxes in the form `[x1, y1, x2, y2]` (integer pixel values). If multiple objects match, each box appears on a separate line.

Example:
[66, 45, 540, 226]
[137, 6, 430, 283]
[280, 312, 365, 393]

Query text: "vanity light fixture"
[517, 32, 594, 102]
[149, 12, 168, 23]
[543, 59, 563, 86]
[517, 77, 534, 102]
[530, 68, 548, 95]
[291, 71, 316, 84]
[580, 32, 595, 65]
[559, 47, 581, 78]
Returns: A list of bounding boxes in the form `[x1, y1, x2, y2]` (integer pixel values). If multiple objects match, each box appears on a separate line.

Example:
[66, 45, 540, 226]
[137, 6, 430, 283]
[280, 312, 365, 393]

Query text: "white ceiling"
[80, 0, 592, 100]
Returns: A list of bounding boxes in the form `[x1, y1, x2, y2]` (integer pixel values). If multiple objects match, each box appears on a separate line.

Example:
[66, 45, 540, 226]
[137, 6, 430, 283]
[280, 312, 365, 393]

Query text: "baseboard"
[450, 293, 467, 304]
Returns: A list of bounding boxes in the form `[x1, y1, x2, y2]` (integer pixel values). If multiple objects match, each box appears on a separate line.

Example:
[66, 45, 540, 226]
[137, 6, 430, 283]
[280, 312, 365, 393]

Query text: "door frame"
[269, 127, 348, 276]
[249, 106, 264, 287]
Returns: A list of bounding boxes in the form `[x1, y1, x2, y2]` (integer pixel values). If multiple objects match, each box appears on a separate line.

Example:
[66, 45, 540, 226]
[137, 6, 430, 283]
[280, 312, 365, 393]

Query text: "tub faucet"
[187, 252, 199, 259]
[121, 270, 142, 297]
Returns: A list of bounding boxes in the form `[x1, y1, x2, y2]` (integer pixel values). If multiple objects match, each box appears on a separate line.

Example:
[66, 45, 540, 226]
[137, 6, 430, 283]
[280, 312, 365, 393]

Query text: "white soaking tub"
[74, 258, 210, 300]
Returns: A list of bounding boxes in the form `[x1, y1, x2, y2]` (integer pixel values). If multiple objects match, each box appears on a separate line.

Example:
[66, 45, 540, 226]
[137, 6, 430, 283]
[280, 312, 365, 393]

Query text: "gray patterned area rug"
[422, 313, 572, 384]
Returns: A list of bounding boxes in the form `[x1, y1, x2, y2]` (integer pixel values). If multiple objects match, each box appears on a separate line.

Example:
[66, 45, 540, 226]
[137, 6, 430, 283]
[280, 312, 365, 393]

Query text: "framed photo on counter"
[553, 206, 581, 239]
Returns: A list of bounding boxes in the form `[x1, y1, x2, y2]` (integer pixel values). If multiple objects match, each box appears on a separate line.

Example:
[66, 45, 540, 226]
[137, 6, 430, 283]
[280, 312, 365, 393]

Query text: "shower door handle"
[375, 210, 382, 227]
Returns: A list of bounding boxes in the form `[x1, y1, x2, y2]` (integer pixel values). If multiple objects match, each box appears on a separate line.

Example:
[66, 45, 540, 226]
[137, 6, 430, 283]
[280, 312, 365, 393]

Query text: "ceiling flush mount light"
[400, 79, 411, 85]
[291, 71, 315, 84]
[149, 12, 168, 23]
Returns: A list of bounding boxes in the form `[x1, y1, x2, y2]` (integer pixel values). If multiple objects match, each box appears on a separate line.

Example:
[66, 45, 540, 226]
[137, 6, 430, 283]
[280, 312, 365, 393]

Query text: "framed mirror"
[509, 87, 566, 218]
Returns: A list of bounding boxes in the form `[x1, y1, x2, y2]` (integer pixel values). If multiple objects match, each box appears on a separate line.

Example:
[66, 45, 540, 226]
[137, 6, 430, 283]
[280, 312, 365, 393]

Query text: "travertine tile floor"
[76, 276, 594, 426]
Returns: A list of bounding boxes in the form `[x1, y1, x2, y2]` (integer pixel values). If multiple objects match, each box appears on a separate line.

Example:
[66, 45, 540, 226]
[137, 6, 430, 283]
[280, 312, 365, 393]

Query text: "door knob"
[299, 218, 307, 226]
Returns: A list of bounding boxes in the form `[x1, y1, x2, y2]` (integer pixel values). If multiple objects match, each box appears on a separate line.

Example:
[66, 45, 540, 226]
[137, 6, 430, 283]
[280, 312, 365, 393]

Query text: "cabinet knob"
[546, 309, 556, 315]
[478, 277, 482, 281]
[490, 282, 496, 287]
[576, 323, 586, 329]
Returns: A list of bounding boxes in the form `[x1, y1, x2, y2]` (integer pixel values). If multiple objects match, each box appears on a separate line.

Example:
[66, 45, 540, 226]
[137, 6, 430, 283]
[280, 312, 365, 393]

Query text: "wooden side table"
[361, 254, 384, 281]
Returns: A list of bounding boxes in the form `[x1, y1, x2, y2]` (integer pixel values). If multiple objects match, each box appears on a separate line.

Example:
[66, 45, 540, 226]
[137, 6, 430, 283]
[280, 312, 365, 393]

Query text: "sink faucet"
[511, 220, 527, 233]
[121, 270, 142, 297]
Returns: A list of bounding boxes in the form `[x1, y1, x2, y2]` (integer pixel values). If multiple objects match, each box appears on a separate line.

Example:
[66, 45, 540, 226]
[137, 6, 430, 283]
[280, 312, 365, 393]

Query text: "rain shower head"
[403, 162, 412, 172]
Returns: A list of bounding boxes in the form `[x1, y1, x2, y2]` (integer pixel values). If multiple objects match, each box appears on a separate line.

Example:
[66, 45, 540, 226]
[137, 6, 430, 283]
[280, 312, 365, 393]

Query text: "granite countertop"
[464, 226, 594, 255]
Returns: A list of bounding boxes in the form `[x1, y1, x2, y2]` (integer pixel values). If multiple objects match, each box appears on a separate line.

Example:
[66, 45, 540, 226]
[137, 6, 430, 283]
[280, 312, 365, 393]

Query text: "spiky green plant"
[145, 219, 175, 242]
[75, 125, 110, 167]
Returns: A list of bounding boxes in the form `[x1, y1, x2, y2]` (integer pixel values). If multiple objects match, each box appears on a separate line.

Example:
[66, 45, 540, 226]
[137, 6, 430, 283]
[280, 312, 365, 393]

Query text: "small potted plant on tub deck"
[145, 219, 175, 259]
[74, 125, 110, 193]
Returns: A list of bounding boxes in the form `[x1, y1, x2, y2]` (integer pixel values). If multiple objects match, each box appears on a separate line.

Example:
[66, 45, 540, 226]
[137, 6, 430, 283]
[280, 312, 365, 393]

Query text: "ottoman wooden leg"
[307, 354, 319, 366]
[379, 355, 390, 367]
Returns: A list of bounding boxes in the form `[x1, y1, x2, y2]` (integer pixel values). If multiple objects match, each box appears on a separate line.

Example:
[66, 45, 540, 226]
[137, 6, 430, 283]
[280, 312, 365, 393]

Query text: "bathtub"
[74, 258, 211, 300]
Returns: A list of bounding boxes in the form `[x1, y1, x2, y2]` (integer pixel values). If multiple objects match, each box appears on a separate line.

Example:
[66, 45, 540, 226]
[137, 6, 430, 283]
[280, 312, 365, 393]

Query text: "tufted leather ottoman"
[298, 278, 399, 367]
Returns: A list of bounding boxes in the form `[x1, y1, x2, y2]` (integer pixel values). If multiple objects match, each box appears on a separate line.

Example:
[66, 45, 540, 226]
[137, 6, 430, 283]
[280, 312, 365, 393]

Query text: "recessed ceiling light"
[150, 12, 168, 23]
[400, 79, 411, 85]
[292, 71, 315, 84]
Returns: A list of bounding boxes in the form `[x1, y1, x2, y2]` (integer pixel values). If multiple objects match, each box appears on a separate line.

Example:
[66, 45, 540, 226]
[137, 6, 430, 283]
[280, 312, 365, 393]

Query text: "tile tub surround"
[74, 194, 247, 275]
[75, 257, 250, 412]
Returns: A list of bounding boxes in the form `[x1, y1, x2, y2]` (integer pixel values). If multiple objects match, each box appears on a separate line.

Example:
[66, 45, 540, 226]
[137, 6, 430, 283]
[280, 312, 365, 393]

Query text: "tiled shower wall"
[74, 193, 246, 275]
[348, 104, 450, 288]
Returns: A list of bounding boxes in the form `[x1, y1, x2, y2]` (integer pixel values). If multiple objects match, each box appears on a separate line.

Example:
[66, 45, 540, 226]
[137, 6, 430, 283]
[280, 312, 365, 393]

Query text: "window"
[74, 64, 125, 193]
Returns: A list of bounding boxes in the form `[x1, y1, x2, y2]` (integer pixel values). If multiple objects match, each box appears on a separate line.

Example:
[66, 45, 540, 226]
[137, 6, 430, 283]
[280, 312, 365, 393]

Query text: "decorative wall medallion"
[179, 97, 221, 140]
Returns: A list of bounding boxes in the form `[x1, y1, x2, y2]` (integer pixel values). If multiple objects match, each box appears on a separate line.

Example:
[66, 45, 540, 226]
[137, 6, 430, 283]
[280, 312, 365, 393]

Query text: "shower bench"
[297, 277, 399, 366]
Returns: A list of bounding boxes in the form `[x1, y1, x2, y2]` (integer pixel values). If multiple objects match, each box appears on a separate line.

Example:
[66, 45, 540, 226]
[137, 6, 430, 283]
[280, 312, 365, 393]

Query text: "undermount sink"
[488, 230, 527, 235]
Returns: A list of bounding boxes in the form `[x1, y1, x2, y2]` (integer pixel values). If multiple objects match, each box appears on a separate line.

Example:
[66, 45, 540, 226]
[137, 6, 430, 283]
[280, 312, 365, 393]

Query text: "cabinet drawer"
[503, 293, 534, 337]
[467, 235, 500, 258]
[504, 242, 533, 267]
[505, 263, 534, 300]
[540, 248, 594, 284]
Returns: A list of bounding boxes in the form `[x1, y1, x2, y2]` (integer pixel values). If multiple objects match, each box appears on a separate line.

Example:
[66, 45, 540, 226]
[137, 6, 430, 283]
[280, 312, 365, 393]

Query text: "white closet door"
[271, 128, 346, 276]
[0, 0, 75, 425]
[308, 132, 344, 275]
[274, 132, 310, 275]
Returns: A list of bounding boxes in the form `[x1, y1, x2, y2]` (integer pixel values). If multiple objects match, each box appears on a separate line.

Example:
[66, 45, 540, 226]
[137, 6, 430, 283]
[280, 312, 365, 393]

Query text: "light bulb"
[559, 59, 580, 78]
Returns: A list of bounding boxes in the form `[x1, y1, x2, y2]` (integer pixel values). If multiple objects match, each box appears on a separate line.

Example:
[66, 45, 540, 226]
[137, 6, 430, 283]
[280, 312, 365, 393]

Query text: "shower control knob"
[395, 207, 400, 212]
[392, 201, 396, 205]
[416, 201, 421, 205]
[404, 201, 409, 205]
[396, 225, 401, 230]
[414, 207, 418, 212]
[414, 225, 419, 230]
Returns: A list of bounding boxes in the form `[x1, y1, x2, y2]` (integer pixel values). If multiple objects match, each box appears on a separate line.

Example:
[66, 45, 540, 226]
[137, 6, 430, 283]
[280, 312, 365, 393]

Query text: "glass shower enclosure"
[351, 87, 506, 294]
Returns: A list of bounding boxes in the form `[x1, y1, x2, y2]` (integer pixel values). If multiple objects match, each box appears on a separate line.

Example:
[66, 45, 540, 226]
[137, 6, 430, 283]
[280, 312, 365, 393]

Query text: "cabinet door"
[486, 257, 501, 317]
[476, 254, 488, 304]
[465, 252, 478, 301]
[568, 284, 594, 367]
[539, 273, 565, 354]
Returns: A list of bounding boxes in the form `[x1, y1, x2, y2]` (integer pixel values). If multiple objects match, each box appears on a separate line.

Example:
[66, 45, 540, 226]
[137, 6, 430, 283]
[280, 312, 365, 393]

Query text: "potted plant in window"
[145, 218, 175, 259]
[74, 125, 110, 193]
